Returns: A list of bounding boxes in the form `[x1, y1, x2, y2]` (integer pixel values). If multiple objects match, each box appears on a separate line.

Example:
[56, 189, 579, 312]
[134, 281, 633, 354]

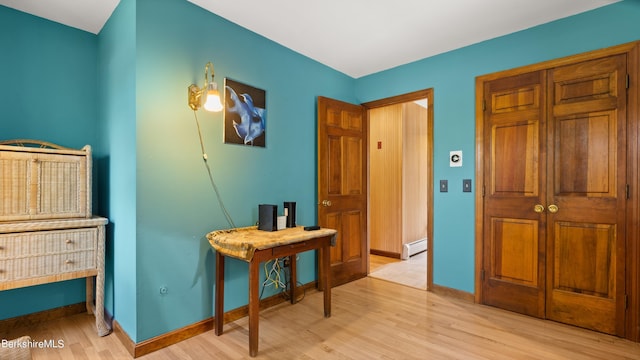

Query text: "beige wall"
[369, 101, 429, 256]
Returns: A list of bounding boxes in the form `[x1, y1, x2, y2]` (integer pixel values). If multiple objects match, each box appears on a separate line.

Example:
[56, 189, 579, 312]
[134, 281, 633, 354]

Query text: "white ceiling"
[0, 0, 621, 78]
[0, 0, 119, 34]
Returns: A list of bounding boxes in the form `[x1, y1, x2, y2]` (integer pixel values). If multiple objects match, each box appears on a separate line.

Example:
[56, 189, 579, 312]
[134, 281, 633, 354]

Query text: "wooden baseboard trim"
[224, 281, 317, 323]
[112, 320, 136, 357]
[370, 249, 401, 259]
[115, 281, 319, 358]
[431, 284, 475, 303]
[0, 302, 86, 334]
[134, 318, 213, 358]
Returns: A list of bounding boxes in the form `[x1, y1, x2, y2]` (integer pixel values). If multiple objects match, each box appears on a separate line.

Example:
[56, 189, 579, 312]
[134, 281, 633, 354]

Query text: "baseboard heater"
[401, 238, 427, 260]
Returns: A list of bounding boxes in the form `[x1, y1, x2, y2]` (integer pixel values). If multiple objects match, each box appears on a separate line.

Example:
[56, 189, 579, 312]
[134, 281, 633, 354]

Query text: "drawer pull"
[66, 239, 73, 244]
[65, 260, 74, 265]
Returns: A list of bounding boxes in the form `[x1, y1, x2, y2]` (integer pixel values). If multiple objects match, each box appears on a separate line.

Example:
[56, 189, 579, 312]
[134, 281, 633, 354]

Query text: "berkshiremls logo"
[2, 338, 65, 349]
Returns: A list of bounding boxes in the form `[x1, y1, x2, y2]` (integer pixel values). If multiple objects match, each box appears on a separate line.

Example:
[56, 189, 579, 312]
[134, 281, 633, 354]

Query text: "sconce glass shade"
[203, 82, 223, 112]
[188, 61, 223, 112]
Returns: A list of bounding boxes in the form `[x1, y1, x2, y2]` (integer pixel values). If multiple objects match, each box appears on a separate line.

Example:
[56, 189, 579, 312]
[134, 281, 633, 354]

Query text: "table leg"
[86, 277, 94, 314]
[290, 255, 297, 304]
[95, 225, 110, 336]
[215, 252, 225, 336]
[248, 258, 260, 357]
[322, 243, 331, 317]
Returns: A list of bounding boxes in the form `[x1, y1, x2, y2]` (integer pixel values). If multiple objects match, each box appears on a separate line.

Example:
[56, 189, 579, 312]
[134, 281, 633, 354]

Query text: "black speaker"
[258, 204, 277, 231]
[284, 201, 296, 228]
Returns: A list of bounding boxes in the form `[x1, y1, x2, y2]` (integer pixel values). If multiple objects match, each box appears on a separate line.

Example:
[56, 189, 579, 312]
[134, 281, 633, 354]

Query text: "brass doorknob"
[548, 204, 559, 213]
[534, 204, 545, 213]
[321, 200, 332, 207]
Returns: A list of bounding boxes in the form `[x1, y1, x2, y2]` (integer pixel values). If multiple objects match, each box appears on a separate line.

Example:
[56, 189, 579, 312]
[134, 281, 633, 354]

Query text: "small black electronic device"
[304, 225, 320, 231]
[258, 204, 278, 231]
[284, 201, 296, 228]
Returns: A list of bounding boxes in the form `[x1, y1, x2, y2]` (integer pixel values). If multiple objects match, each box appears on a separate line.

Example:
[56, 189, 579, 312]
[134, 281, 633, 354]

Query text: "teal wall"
[355, 0, 640, 293]
[96, 0, 138, 339]
[0, 6, 98, 147]
[132, 0, 354, 341]
[0, 5, 98, 319]
[2, 0, 639, 344]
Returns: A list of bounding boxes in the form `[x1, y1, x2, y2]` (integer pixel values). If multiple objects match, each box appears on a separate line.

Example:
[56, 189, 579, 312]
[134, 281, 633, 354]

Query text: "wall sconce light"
[186, 61, 236, 228]
[188, 62, 223, 112]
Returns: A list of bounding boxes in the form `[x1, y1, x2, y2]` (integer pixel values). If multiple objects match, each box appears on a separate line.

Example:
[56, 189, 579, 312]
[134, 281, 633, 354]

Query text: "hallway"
[369, 252, 427, 289]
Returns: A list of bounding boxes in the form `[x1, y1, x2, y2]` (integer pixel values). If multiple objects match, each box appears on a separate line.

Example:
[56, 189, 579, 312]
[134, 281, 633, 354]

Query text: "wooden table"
[207, 226, 337, 357]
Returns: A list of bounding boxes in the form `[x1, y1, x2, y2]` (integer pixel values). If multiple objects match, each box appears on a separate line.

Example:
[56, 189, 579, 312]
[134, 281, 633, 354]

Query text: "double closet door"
[481, 54, 627, 336]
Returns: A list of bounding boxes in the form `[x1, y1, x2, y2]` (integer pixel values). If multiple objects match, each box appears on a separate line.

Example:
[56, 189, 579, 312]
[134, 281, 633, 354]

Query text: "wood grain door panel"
[490, 218, 539, 287]
[549, 221, 618, 334]
[552, 222, 616, 298]
[482, 53, 627, 335]
[482, 71, 546, 318]
[546, 55, 627, 336]
[555, 112, 617, 197]
[492, 120, 540, 195]
[318, 97, 368, 287]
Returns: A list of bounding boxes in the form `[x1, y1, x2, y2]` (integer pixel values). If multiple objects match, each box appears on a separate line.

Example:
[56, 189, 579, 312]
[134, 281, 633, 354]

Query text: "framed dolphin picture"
[223, 78, 266, 147]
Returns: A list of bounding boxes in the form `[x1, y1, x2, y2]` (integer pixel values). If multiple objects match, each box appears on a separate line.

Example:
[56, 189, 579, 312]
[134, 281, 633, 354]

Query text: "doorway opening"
[363, 89, 434, 290]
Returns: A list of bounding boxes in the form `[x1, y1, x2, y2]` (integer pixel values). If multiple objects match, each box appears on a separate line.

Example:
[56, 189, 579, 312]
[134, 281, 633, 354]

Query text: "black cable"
[192, 110, 236, 229]
[282, 259, 306, 302]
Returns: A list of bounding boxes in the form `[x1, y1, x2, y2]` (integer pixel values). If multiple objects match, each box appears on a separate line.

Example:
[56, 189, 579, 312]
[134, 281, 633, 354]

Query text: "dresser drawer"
[0, 251, 96, 281]
[0, 228, 97, 257]
[0, 228, 97, 281]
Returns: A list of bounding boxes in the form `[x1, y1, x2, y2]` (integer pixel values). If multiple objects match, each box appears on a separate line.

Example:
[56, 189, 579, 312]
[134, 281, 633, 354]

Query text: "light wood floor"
[3, 277, 639, 359]
[369, 253, 400, 272]
[369, 252, 427, 289]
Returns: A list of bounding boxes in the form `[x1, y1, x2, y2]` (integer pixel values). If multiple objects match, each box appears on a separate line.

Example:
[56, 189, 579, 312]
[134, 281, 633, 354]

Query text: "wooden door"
[317, 96, 368, 287]
[481, 71, 547, 318]
[545, 55, 627, 336]
[481, 54, 628, 336]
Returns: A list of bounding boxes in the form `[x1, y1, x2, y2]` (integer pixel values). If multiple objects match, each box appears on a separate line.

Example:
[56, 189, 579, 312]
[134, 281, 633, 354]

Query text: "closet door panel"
[481, 71, 546, 318]
[546, 54, 627, 336]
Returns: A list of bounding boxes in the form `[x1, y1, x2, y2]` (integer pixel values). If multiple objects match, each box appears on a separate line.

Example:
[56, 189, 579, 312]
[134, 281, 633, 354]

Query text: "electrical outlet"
[283, 255, 299, 267]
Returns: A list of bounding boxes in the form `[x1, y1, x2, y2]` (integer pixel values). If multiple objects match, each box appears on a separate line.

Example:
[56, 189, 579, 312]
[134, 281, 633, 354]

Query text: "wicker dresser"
[0, 140, 110, 336]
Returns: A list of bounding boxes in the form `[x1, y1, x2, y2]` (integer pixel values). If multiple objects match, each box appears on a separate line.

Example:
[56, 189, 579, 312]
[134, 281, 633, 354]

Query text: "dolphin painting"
[225, 85, 266, 145]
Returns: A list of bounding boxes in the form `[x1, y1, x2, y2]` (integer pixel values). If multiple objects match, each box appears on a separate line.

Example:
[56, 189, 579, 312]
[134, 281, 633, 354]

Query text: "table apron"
[252, 236, 332, 262]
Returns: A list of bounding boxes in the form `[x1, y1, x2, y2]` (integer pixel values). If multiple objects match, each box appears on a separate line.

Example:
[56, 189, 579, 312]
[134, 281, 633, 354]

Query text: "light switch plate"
[440, 180, 448, 192]
[463, 179, 472, 192]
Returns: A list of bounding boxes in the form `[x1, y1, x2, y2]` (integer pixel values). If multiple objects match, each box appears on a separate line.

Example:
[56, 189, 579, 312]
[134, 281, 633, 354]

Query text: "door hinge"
[626, 184, 630, 199]
[626, 74, 630, 89]
[625, 294, 629, 310]
[482, 185, 486, 197]
[482, 99, 486, 111]
[481, 269, 485, 281]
